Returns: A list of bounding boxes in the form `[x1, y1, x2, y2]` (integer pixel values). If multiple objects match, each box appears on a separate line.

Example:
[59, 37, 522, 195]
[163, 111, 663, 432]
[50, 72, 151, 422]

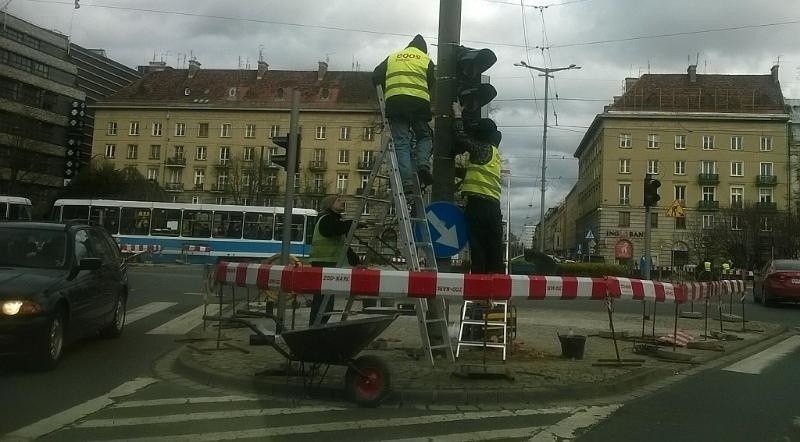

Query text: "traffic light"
[64, 100, 86, 180]
[644, 174, 661, 207]
[455, 46, 497, 125]
[270, 133, 301, 170]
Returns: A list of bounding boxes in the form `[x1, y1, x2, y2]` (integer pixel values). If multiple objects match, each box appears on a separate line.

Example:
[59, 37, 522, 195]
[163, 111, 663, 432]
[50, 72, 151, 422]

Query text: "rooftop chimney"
[624, 77, 638, 92]
[688, 64, 697, 83]
[149, 60, 167, 72]
[188, 58, 201, 79]
[257, 60, 269, 80]
[317, 61, 328, 81]
[771, 64, 779, 84]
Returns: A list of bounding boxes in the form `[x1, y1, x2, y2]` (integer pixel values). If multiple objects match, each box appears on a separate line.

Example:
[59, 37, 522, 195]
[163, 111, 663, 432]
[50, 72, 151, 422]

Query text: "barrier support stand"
[704, 298, 709, 340]
[594, 294, 644, 367]
[672, 303, 679, 352]
[652, 302, 657, 337]
[640, 301, 647, 338]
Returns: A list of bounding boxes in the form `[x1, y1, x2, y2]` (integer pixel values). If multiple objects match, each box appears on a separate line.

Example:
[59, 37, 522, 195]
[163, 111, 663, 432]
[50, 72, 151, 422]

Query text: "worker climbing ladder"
[334, 85, 454, 366]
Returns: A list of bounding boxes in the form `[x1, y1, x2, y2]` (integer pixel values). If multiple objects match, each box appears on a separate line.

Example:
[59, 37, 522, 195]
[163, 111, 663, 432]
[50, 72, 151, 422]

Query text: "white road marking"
[146, 305, 207, 335]
[76, 405, 347, 428]
[112, 395, 258, 409]
[5, 377, 157, 440]
[528, 404, 621, 441]
[125, 302, 178, 325]
[723, 335, 800, 374]
[101, 406, 577, 442]
[383, 426, 547, 442]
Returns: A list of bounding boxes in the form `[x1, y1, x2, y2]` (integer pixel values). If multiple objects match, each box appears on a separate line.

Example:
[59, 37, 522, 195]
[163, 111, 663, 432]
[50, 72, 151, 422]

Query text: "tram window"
[213, 211, 244, 239]
[0, 203, 7, 220]
[181, 210, 212, 238]
[275, 214, 305, 241]
[151, 209, 181, 236]
[305, 215, 316, 244]
[119, 208, 151, 235]
[243, 212, 274, 240]
[62, 205, 89, 221]
[90, 207, 120, 234]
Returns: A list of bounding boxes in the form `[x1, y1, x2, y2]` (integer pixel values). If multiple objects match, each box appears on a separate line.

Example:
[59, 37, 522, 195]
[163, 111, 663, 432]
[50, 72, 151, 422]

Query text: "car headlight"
[1, 300, 43, 316]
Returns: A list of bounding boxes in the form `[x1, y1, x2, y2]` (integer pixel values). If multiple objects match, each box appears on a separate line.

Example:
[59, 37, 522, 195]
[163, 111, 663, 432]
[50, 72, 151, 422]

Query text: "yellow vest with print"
[462, 146, 502, 202]
[309, 214, 345, 264]
[385, 47, 430, 102]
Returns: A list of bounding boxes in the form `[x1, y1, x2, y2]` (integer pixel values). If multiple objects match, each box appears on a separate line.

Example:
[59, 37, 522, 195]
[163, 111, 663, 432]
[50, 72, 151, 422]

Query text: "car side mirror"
[78, 257, 102, 271]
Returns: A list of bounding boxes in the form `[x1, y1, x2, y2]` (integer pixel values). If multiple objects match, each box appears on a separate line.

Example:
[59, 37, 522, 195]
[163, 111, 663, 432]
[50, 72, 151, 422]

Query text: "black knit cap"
[407, 34, 427, 54]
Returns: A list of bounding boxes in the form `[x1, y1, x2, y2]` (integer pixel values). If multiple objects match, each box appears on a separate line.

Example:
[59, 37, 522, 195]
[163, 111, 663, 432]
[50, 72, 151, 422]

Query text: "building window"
[759, 188, 773, 203]
[147, 168, 158, 181]
[340, 126, 351, 140]
[675, 216, 686, 229]
[127, 144, 138, 159]
[194, 169, 205, 185]
[360, 174, 369, 189]
[760, 136, 773, 152]
[217, 174, 228, 187]
[618, 183, 630, 205]
[313, 148, 325, 162]
[618, 211, 630, 227]
[270, 125, 280, 138]
[363, 126, 375, 141]
[107, 121, 117, 136]
[647, 159, 659, 175]
[619, 133, 631, 148]
[651, 213, 658, 228]
[105, 144, 116, 158]
[129, 121, 139, 136]
[175, 123, 186, 137]
[647, 134, 659, 149]
[245, 124, 256, 138]
[731, 187, 743, 208]
[151, 122, 162, 136]
[702, 186, 716, 202]
[216, 197, 226, 205]
[316, 126, 327, 140]
[241, 198, 249, 206]
[362, 203, 371, 216]
[338, 150, 350, 164]
[241, 174, 250, 186]
[760, 162, 774, 176]
[702, 135, 714, 150]
[619, 159, 630, 174]
[219, 146, 230, 162]
[174, 145, 184, 159]
[314, 174, 325, 192]
[730, 161, 744, 177]
[674, 135, 686, 150]
[760, 216, 771, 231]
[730, 215, 741, 231]
[198, 123, 209, 138]
[700, 160, 716, 174]
[674, 160, 686, 175]
[702, 214, 714, 229]
[243, 146, 254, 162]
[220, 123, 231, 138]
[196, 146, 207, 161]
[336, 173, 348, 193]
[191, 196, 200, 204]
[674, 185, 686, 203]
[149, 145, 161, 160]
[169, 169, 181, 183]
[730, 136, 743, 151]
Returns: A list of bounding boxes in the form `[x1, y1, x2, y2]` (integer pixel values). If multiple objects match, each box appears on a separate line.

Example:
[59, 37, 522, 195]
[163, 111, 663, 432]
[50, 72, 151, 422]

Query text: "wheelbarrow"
[224, 315, 398, 407]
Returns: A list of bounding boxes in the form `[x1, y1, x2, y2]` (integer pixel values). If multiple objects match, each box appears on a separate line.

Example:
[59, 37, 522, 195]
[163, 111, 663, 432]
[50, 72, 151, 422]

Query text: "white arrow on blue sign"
[418, 201, 469, 258]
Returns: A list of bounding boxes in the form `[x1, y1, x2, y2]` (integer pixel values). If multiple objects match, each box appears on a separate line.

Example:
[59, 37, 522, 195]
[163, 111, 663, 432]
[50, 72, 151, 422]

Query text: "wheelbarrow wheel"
[345, 355, 391, 407]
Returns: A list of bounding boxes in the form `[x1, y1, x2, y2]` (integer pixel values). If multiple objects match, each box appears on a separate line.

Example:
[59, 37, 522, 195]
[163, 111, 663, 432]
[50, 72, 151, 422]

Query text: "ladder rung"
[457, 342, 507, 348]
[429, 344, 452, 350]
[461, 320, 507, 326]
[425, 318, 448, 324]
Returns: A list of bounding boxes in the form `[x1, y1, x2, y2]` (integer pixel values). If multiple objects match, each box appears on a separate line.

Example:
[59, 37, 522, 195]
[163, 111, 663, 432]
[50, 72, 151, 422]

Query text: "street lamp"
[514, 61, 580, 253]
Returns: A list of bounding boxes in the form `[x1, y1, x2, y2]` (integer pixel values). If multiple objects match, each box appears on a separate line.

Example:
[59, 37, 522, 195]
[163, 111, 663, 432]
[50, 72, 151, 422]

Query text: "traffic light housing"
[64, 100, 86, 181]
[644, 174, 661, 207]
[455, 46, 497, 125]
[270, 133, 301, 170]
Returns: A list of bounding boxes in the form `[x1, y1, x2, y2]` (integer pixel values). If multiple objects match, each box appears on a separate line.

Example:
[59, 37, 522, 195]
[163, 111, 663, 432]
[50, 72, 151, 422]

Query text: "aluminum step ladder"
[335, 85, 454, 366]
[457, 300, 510, 361]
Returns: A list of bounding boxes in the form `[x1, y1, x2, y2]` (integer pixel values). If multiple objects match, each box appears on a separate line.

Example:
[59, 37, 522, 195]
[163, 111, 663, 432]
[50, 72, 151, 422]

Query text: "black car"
[0, 222, 129, 370]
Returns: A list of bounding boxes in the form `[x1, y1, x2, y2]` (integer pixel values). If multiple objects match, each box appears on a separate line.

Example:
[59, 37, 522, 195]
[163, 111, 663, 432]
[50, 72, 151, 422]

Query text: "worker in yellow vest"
[372, 35, 436, 193]
[452, 102, 504, 274]
[721, 261, 730, 277]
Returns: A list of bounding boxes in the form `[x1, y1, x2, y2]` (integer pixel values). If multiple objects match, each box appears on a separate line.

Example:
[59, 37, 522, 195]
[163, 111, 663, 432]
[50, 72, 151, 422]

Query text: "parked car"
[0, 222, 129, 370]
[752, 259, 800, 306]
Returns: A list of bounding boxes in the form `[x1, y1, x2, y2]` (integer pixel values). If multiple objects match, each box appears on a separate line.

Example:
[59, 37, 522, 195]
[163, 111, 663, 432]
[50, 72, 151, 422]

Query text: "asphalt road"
[0, 265, 206, 435]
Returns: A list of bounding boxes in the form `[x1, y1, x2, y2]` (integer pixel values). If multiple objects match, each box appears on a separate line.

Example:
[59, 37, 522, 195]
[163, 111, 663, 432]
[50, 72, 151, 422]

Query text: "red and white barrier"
[183, 245, 211, 255]
[606, 277, 684, 303]
[119, 244, 162, 254]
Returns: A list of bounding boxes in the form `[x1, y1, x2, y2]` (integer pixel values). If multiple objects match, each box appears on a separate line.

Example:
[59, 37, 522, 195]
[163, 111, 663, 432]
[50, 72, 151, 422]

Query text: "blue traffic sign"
[419, 201, 469, 258]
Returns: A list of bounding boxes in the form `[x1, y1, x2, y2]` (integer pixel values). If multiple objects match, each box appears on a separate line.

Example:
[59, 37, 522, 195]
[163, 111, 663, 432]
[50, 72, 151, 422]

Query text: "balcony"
[165, 157, 186, 167]
[211, 183, 227, 193]
[215, 159, 231, 168]
[754, 201, 777, 211]
[357, 160, 374, 171]
[193, 183, 204, 191]
[730, 200, 744, 209]
[308, 160, 328, 172]
[756, 175, 778, 186]
[305, 185, 327, 195]
[356, 187, 373, 196]
[698, 200, 719, 210]
[164, 182, 183, 192]
[697, 173, 720, 185]
[261, 184, 280, 194]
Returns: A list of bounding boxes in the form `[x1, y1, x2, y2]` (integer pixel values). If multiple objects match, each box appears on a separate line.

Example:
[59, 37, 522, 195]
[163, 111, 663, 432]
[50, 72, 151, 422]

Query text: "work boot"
[417, 167, 434, 187]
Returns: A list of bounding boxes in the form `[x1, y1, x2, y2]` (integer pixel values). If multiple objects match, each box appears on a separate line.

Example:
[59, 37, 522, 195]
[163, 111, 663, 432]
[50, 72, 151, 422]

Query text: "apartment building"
[561, 65, 788, 267]
[787, 98, 800, 212]
[91, 60, 381, 215]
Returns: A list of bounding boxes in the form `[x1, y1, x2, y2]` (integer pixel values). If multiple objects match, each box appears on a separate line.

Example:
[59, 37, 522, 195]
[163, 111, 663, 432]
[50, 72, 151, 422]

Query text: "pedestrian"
[308, 195, 364, 325]
[372, 34, 436, 194]
[451, 102, 505, 274]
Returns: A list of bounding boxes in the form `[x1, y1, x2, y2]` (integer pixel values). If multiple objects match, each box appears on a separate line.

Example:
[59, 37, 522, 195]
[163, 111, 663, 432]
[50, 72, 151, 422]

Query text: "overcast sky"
[7, 0, 800, 237]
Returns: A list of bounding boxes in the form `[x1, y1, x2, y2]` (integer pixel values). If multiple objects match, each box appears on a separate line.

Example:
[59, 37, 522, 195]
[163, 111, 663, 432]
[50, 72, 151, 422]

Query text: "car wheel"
[32, 309, 66, 371]
[100, 294, 126, 339]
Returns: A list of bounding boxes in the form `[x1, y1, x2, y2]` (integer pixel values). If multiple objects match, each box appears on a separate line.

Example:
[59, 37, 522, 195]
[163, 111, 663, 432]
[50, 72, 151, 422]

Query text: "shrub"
[557, 262, 628, 277]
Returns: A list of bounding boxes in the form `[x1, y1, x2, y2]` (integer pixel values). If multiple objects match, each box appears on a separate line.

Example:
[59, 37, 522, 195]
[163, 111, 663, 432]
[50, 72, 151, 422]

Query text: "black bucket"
[558, 334, 587, 360]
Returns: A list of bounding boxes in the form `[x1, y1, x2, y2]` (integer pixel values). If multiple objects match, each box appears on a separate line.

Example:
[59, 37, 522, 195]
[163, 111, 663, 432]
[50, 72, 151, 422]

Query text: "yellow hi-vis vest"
[309, 214, 345, 264]
[462, 146, 502, 202]
[385, 47, 430, 102]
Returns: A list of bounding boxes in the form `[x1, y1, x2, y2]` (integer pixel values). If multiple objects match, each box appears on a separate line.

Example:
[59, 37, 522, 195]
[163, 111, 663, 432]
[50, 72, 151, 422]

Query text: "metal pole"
[276, 89, 301, 334]
[257, 146, 264, 206]
[505, 173, 511, 274]
[539, 72, 550, 253]
[644, 205, 652, 280]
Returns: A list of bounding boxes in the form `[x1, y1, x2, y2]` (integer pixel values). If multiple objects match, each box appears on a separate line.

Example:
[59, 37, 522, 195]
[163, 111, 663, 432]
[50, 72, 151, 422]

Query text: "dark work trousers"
[464, 196, 505, 274]
[309, 261, 336, 326]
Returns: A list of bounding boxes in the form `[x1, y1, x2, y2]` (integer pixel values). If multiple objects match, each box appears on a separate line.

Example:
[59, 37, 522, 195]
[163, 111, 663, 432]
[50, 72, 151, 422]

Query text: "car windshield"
[0, 228, 68, 269]
[773, 260, 800, 271]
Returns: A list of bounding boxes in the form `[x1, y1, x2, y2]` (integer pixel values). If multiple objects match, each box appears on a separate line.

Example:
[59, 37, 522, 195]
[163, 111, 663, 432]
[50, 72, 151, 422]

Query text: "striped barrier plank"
[119, 244, 162, 254]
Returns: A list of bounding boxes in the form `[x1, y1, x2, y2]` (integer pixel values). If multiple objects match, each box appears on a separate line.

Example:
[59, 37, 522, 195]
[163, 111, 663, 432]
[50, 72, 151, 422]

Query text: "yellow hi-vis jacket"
[462, 145, 502, 202]
[385, 47, 430, 102]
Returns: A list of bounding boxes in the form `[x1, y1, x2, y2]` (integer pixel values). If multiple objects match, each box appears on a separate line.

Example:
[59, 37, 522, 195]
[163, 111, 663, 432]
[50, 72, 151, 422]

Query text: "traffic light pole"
[644, 206, 652, 280]
[276, 89, 301, 333]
